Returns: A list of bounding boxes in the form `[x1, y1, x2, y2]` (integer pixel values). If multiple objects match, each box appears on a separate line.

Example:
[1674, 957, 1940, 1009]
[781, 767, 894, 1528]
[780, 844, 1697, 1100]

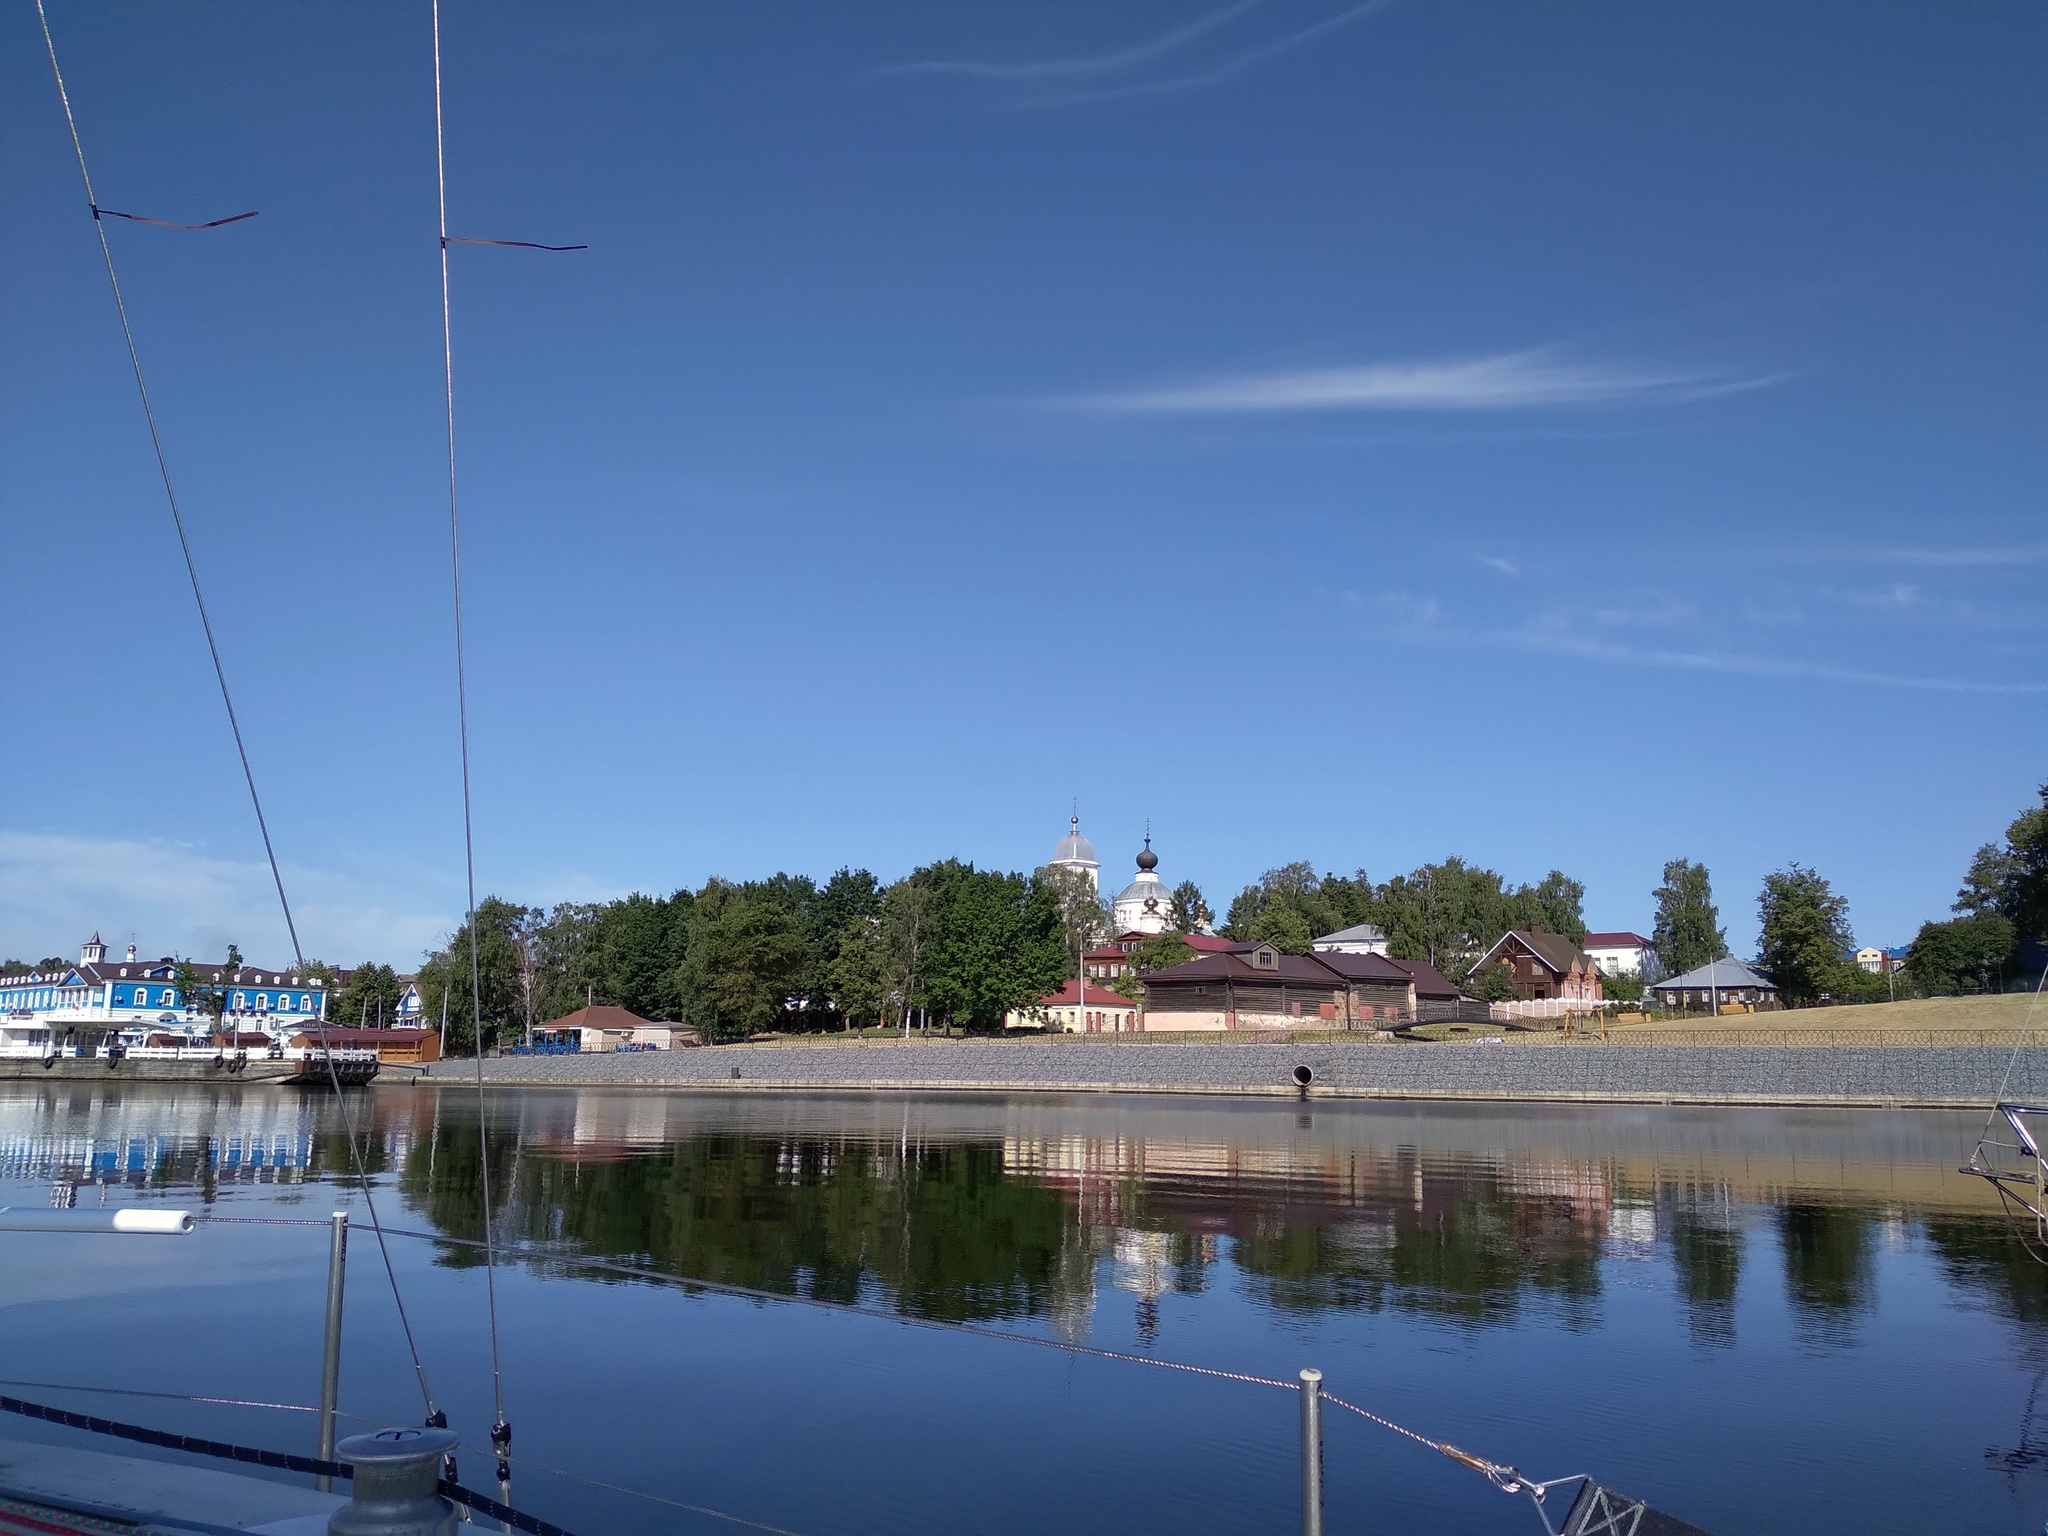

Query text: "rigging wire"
[502, 1455, 807, 1536]
[431, 0, 511, 1479]
[233, 1218, 1538, 1501]
[31, 0, 442, 1429]
[1963, 965, 2048, 1259]
[0, 1381, 323, 1416]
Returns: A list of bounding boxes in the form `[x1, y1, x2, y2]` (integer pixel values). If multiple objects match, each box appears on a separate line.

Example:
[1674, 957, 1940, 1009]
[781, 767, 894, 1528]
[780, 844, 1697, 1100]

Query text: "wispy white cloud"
[1820, 583, 1922, 611]
[883, 1, 1392, 104]
[882, 0, 1261, 81]
[1059, 351, 1784, 415]
[1479, 555, 1518, 577]
[1574, 598, 1699, 630]
[1370, 591, 2038, 694]
[0, 831, 453, 968]
[1376, 592, 1441, 629]
[1862, 543, 2048, 569]
[1502, 629, 2045, 695]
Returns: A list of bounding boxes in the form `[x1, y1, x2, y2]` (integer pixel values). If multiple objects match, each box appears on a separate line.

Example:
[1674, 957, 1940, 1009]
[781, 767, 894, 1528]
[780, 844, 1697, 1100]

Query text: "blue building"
[0, 932, 337, 1035]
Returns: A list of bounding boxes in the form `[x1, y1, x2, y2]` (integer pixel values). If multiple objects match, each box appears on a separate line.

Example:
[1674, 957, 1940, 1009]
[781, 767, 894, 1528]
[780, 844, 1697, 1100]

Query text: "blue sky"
[3, 1, 2043, 968]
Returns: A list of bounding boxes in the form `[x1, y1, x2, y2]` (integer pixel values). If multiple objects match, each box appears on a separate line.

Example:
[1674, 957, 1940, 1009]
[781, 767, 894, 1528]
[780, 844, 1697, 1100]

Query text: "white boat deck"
[0, 1438, 343, 1534]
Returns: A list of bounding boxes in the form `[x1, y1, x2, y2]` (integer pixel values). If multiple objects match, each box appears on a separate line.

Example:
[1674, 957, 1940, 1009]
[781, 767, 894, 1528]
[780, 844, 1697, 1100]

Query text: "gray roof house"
[1650, 959, 1778, 1010]
[1312, 923, 1389, 955]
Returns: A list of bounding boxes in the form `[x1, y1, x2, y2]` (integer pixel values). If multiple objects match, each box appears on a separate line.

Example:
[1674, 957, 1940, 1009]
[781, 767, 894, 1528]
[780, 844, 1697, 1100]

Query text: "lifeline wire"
[1964, 960, 2048, 1252]
[504, 1455, 806, 1536]
[32, 0, 441, 1429]
[0, 1395, 582, 1536]
[0, 1381, 320, 1416]
[431, 0, 510, 1458]
[298, 1220, 1536, 1500]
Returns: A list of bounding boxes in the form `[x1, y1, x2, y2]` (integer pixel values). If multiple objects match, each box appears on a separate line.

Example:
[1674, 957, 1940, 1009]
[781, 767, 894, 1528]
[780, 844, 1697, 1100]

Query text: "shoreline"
[412, 1039, 2048, 1110]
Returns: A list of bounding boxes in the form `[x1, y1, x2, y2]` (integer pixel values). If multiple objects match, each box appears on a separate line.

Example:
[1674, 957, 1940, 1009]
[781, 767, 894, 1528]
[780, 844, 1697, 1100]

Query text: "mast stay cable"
[431, 0, 511, 1490]
[31, 0, 443, 1427]
[424, 0, 584, 1487]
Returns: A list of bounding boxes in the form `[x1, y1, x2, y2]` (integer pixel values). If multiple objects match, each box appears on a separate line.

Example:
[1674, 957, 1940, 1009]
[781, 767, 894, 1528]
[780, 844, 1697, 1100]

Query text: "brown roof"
[1142, 946, 1346, 987]
[1380, 957, 1465, 1000]
[1473, 929, 1590, 977]
[541, 1004, 654, 1032]
[291, 1028, 434, 1045]
[1307, 950, 1414, 983]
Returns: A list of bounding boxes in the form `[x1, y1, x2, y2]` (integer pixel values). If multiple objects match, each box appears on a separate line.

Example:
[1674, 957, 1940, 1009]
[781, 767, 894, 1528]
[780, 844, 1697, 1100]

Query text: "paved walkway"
[417, 1040, 2048, 1107]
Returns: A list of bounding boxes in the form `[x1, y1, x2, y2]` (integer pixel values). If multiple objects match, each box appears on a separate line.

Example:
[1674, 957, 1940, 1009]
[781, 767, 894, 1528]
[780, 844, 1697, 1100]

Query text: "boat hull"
[0, 1054, 377, 1086]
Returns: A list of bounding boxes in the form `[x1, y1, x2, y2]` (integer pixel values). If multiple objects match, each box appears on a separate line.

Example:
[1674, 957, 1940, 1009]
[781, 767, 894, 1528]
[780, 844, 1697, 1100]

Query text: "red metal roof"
[540, 1004, 653, 1031]
[1033, 980, 1138, 1008]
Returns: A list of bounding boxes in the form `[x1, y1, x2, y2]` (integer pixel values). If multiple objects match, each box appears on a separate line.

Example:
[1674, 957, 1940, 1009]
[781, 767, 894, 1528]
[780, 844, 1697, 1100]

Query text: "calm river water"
[0, 1082, 2042, 1535]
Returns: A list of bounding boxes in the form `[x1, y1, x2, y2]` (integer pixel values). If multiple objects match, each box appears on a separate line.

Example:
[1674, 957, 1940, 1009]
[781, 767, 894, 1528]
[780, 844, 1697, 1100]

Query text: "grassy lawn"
[1585, 990, 2047, 1043]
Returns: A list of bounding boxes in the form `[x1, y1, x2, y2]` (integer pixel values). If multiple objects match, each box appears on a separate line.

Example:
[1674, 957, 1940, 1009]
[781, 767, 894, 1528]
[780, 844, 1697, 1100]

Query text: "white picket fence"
[1488, 997, 1614, 1022]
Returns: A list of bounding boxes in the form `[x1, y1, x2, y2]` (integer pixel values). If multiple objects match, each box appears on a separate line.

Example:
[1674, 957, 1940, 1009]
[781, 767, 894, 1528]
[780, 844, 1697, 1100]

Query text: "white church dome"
[1051, 817, 1097, 866]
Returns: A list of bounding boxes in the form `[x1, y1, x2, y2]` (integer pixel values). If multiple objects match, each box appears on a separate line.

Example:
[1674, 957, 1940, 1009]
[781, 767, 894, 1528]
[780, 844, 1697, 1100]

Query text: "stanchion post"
[1300, 1367, 1324, 1536]
[318, 1211, 349, 1491]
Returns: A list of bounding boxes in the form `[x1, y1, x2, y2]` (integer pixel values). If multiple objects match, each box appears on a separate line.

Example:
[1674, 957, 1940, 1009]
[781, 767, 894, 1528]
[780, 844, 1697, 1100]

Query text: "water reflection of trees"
[1233, 1186, 1603, 1326]
[24, 1087, 2048, 1350]
[1779, 1205, 1874, 1335]
[1665, 1199, 1742, 1347]
[1923, 1213, 2048, 1333]
[404, 1133, 1082, 1323]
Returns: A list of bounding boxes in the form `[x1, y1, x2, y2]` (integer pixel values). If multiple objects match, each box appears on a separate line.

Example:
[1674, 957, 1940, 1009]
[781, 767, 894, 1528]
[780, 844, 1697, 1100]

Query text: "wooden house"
[1467, 930, 1604, 1001]
[290, 1027, 441, 1064]
[1139, 941, 1425, 1030]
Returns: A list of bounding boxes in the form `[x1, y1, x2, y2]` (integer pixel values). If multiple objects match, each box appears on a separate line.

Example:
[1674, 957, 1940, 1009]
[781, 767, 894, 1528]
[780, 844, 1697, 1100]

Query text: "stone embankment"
[416, 1040, 2048, 1108]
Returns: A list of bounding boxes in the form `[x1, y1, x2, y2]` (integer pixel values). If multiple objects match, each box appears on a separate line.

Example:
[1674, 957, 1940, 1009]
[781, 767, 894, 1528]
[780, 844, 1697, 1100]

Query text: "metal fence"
[1509, 1028, 2048, 1048]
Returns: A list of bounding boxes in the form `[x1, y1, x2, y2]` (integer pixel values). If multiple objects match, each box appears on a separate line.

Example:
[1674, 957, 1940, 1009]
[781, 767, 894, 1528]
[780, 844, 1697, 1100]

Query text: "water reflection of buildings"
[0, 1090, 328, 1188]
[1003, 1130, 1711, 1337]
[0, 1084, 447, 1194]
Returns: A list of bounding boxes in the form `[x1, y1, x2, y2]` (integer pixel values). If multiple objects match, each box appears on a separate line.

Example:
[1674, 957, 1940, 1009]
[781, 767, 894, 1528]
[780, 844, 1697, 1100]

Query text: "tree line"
[296, 776, 2048, 1038]
[401, 862, 1079, 1048]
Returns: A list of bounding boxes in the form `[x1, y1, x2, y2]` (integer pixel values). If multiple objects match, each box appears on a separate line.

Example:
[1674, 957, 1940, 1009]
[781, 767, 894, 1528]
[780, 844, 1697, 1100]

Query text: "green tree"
[1247, 902, 1313, 954]
[881, 878, 933, 1031]
[1465, 962, 1519, 1003]
[1756, 864, 1855, 1007]
[1222, 862, 1342, 944]
[678, 879, 805, 1039]
[328, 962, 403, 1028]
[801, 868, 883, 1023]
[1600, 969, 1645, 1004]
[1653, 859, 1728, 978]
[172, 942, 239, 1029]
[1113, 931, 1197, 1001]
[1903, 912, 2016, 996]
[915, 861, 1067, 1031]
[1038, 863, 1108, 973]
[1377, 859, 1507, 982]
[1511, 871, 1587, 946]
[1317, 871, 1379, 933]
[1955, 781, 2048, 940]
[1168, 880, 1213, 935]
[418, 899, 530, 1052]
[827, 917, 889, 1028]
